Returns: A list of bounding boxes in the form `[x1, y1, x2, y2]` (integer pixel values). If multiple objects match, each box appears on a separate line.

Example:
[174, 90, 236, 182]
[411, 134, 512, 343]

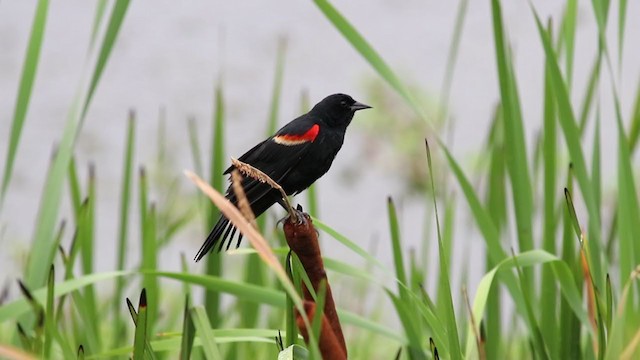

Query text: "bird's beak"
[350, 101, 372, 111]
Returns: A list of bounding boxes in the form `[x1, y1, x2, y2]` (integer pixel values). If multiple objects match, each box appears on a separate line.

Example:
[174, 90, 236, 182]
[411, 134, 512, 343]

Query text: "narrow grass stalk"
[113, 112, 135, 346]
[25, 0, 131, 288]
[491, 0, 535, 294]
[426, 140, 462, 359]
[0, 0, 49, 206]
[141, 202, 158, 333]
[540, 25, 559, 357]
[179, 296, 196, 360]
[531, 6, 604, 290]
[204, 84, 225, 325]
[132, 289, 149, 360]
[191, 306, 222, 359]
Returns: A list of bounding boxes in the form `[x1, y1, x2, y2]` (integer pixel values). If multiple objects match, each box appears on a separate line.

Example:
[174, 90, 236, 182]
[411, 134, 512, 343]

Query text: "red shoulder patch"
[273, 124, 320, 146]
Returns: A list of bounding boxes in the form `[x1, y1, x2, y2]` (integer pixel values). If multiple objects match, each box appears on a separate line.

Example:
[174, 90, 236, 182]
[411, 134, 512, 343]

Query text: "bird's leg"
[276, 197, 289, 210]
[278, 200, 307, 225]
[277, 197, 306, 224]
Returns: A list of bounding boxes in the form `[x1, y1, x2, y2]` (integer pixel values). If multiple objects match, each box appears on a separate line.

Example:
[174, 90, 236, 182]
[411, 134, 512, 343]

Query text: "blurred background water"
[1, 0, 639, 302]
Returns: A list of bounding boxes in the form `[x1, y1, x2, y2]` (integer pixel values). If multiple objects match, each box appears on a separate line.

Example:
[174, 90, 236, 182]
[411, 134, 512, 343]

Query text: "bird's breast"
[281, 129, 345, 194]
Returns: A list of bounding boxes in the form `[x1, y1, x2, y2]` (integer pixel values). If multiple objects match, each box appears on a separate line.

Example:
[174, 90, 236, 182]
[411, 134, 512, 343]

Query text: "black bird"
[195, 93, 371, 261]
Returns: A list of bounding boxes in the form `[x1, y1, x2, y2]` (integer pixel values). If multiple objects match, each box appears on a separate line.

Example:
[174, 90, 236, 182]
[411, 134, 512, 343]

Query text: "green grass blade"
[180, 253, 193, 299]
[43, 265, 54, 359]
[592, 115, 602, 213]
[0, 0, 49, 206]
[561, 0, 578, 87]
[89, 1, 108, 48]
[16, 281, 44, 358]
[415, 286, 448, 352]
[126, 298, 157, 360]
[312, 218, 386, 270]
[139, 167, 148, 228]
[76, 192, 100, 351]
[440, 199, 455, 290]
[133, 289, 149, 360]
[578, 54, 602, 134]
[191, 306, 223, 359]
[443, 142, 535, 341]
[210, 83, 226, 197]
[483, 111, 506, 359]
[386, 291, 427, 358]
[426, 141, 462, 359]
[441, 146, 503, 261]
[285, 252, 298, 347]
[25, 0, 131, 288]
[438, 0, 469, 123]
[155, 271, 284, 306]
[628, 80, 640, 150]
[141, 203, 159, 333]
[113, 112, 135, 346]
[151, 271, 402, 342]
[485, 105, 507, 227]
[387, 197, 407, 295]
[465, 250, 591, 359]
[618, 0, 628, 68]
[16, 323, 33, 351]
[310, 280, 327, 346]
[590, 0, 611, 43]
[227, 249, 380, 283]
[80, 165, 99, 341]
[180, 296, 196, 360]
[279, 344, 310, 360]
[62, 234, 81, 284]
[312, 0, 427, 121]
[240, 252, 266, 331]
[531, 7, 604, 288]
[510, 252, 550, 359]
[205, 83, 226, 326]
[68, 158, 82, 221]
[613, 88, 640, 294]
[1, 271, 131, 323]
[605, 274, 612, 333]
[90, 329, 286, 358]
[80, 0, 131, 119]
[491, 0, 535, 282]
[540, 34, 558, 357]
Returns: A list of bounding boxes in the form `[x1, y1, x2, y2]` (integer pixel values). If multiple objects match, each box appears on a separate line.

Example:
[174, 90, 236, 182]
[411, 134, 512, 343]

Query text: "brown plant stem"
[284, 211, 347, 358]
[295, 301, 346, 360]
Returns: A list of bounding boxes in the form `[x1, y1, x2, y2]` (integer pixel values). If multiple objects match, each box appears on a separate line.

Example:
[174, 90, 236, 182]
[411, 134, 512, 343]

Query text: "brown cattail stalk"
[284, 213, 346, 357]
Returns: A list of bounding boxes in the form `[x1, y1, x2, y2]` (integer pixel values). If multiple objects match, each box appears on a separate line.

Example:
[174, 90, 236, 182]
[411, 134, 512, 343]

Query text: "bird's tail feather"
[195, 184, 280, 261]
[195, 215, 231, 261]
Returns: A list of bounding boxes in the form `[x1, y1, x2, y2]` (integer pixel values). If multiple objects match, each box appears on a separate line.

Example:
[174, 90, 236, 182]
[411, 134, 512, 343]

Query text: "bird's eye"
[340, 100, 347, 106]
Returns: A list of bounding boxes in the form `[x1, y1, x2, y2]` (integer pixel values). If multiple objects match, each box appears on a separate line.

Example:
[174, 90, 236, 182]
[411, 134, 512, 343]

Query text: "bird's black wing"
[224, 122, 320, 195]
[195, 119, 320, 261]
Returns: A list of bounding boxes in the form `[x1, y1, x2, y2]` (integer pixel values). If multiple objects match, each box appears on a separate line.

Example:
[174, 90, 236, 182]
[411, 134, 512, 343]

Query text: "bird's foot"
[278, 204, 309, 225]
[279, 204, 308, 225]
[292, 204, 307, 225]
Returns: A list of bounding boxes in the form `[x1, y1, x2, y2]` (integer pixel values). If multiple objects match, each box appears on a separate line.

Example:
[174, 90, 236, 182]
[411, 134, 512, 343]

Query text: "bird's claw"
[292, 208, 307, 225]
[279, 204, 307, 226]
[293, 204, 308, 225]
[278, 204, 309, 226]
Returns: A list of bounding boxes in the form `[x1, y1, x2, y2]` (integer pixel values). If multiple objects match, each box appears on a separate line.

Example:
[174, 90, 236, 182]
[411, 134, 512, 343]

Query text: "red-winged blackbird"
[195, 93, 371, 261]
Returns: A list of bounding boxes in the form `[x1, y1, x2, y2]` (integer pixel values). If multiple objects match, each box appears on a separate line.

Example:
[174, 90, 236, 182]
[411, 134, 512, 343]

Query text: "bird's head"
[311, 93, 371, 128]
